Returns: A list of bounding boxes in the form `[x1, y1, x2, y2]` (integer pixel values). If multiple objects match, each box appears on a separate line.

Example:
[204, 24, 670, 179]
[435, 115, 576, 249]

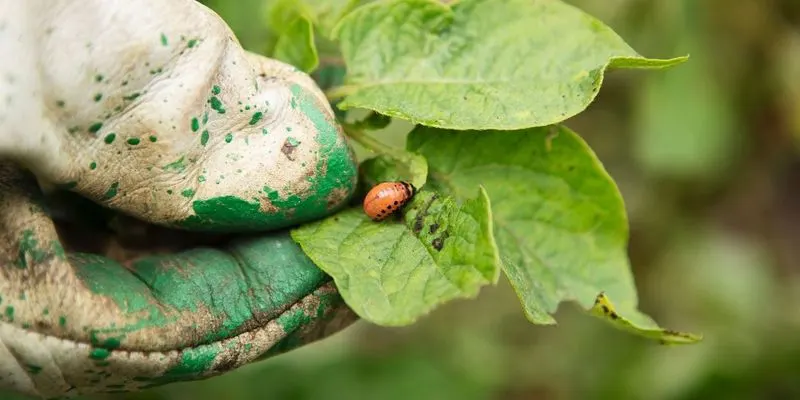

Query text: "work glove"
[0, 0, 360, 398]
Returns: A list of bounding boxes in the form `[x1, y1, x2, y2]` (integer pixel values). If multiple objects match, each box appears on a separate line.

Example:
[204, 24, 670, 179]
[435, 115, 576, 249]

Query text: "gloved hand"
[0, 0, 360, 398]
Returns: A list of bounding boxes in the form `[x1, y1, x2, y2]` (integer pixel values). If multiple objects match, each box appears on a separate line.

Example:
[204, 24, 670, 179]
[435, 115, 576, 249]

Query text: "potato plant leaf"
[407, 125, 700, 344]
[590, 293, 703, 345]
[331, 0, 687, 130]
[265, 0, 305, 36]
[355, 111, 393, 131]
[291, 189, 500, 326]
[298, 0, 367, 39]
[359, 152, 428, 190]
[272, 16, 319, 73]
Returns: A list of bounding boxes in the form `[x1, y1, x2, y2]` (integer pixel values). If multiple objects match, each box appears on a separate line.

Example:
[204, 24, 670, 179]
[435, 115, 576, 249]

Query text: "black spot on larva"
[394, 201, 399, 205]
[609, 312, 619, 320]
[387, 205, 393, 210]
[429, 223, 439, 234]
[601, 305, 610, 314]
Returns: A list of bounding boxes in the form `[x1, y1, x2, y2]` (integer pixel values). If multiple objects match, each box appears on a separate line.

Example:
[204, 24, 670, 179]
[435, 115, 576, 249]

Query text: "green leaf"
[407, 125, 700, 344]
[266, 0, 367, 39]
[359, 151, 428, 189]
[590, 293, 703, 345]
[300, 0, 366, 39]
[355, 111, 393, 131]
[291, 189, 501, 326]
[331, 0, 686, 130]
[265, 0, 306, 36]
[272, 16, 320, 73]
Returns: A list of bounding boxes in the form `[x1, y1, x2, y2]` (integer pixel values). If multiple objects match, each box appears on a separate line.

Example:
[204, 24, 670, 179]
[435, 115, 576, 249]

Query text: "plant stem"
[325, 85, 355, 102]
[341, 123, 398, 155]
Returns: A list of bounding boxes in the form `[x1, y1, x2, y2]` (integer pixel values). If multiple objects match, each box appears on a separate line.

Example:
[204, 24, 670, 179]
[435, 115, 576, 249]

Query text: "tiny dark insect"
[363, 181, 416, 221]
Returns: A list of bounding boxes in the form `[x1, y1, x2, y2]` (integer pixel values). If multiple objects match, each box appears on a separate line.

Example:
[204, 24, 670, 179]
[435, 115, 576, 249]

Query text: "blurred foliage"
[5, 0, 800, 399]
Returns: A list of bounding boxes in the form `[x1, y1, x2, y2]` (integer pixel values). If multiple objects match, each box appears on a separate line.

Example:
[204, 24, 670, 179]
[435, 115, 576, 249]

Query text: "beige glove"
[0, 0, 359, 398]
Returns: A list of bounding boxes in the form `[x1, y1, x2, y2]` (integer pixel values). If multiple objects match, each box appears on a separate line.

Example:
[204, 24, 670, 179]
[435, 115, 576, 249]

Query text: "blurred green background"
[10, 0, 800, 399]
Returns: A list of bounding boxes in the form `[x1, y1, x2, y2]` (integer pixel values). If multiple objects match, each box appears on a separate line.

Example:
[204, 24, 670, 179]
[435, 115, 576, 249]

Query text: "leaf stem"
[341, 123, 398, 155]
[325, 85, 356, 102]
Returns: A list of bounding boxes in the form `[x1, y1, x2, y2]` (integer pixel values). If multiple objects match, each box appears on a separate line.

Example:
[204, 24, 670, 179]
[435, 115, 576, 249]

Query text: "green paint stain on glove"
[163, 156, 187, 173]
[169, 346, 218, 375]
[178, 84, 357, 232]
[72, 253, 172, 337]
[25, 364, 42, 374]
[103, 182, 119, 200]
[14, 230, 56, 269]
[141, 343, 222, 388]
[258, 288, 343, 361]
[248, 111, 263, 125]
[89, 348, 110, 360]
[71, 233, 328, 352]
[88, 122, 103, 134]
[209, 96, 225, 114]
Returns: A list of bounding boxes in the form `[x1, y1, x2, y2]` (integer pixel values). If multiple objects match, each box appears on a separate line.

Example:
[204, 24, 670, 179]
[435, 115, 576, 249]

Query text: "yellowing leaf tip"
[590, 292, 702, 345]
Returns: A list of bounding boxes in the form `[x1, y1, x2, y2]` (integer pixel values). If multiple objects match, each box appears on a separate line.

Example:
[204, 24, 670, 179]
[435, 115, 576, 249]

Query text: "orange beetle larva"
[363, 181, 416, 221]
